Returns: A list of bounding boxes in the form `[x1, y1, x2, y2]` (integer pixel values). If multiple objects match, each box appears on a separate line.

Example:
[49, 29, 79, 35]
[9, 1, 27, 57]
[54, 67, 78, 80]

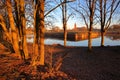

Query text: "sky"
[46, 0, 120, 29]
[46, 0, 82, 29]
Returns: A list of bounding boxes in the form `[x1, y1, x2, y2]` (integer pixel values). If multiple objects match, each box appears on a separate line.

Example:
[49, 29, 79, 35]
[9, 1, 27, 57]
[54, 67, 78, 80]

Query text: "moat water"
[27, 35, 120, 46]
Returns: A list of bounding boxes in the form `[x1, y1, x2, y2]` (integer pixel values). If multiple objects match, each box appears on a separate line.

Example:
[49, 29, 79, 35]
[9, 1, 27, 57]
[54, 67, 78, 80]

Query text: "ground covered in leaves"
[0, 43, 120, 80]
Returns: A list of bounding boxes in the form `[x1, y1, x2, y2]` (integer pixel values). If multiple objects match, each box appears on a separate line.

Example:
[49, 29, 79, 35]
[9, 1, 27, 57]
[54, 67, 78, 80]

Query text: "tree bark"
[6, 0, 21, 58]
[88, 0, 96, 51]
[0, 39, 15, 53]
[0, 27, 14, 53]
[62, 0, 67, 47]
[32, 0, 40, 66]
[99, 0, 120, 47]
[32, 0, 45, 66]
[19, 0, 29, 59]
[39, 0, 45, 65]
[64, 30, 67, 46]
[0, 15, 11, 41]
[88, 31, 92, 51]
[101, 31, 105, 47]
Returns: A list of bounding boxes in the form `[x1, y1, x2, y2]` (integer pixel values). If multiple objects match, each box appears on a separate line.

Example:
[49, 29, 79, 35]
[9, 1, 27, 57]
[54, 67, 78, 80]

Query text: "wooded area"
[0, 0, 120, 79]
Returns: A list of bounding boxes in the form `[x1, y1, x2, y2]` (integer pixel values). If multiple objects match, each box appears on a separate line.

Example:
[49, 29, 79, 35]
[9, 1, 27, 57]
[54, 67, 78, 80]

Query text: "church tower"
[74, 23, 77, 30]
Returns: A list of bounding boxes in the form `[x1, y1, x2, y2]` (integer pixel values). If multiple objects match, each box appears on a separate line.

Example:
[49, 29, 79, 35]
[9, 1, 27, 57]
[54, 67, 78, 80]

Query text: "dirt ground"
[0, 43, 120, 80]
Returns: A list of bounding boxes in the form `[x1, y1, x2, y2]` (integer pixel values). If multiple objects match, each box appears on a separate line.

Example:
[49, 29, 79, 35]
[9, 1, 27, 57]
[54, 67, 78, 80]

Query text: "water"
[27, 35, 120, 46]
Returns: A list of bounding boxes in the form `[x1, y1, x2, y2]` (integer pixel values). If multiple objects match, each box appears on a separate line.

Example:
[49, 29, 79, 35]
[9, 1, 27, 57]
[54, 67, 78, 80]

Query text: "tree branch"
[44, 0, 75, 17]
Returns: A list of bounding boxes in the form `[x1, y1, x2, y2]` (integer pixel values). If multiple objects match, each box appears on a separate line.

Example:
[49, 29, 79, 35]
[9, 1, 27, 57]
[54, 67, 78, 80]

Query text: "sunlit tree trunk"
[19, 0, 29, 59]
[62, 0, 67, 47]
[64, 0, 67, 47]
[32, 0, 45, 66]
[88, 16, 93, 51]
[99, 0, 106, 47]
[6, 0, 21, 58]
[39, 0, 45, 65]
[32, 0, 39, 66]
[101, 31, 105, 47]
[0, 27, 3, 40]
[0, 25, 15, 53]
[0, 15, 14, 53]
[99, 0, 120, 47]
[88, 0, 96, 51]
[0, 15, 11, 41]
[88, 31, 92, 51]
[14, 0, 21, 38]
[64, 28, 67, 46]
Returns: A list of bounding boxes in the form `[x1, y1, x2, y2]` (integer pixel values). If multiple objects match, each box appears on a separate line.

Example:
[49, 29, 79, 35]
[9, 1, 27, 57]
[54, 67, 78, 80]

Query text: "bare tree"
[19, 0, 29, 59]
[32, 0, 42, 67]
[6, 0, 21, 58]
[71, 0, 97, 51]
[0, 0, 29, 59]
[1, 0, 75, 67]
[62, 0, 67, 46]
[0, 15, 15, 53]
[98, 0, 120, 47]
[0, 0, 15, 53]
[54, 0, 75, 46]
[12, 0, 29, 60]
[39, 0, 45, 65]
[32, 0, 76, 67]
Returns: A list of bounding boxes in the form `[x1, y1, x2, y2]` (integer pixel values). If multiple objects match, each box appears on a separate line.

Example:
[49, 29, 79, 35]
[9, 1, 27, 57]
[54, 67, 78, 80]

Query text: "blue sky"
[46, 0, 120, 29]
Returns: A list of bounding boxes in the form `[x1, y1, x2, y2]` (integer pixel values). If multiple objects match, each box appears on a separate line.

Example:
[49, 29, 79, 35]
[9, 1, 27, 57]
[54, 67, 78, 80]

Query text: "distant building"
[52, 26, 60, 32]
[107, 24, 120, 34]
[74, 23, 77, 30]
[73, 23, 87, 31]
[79, 27, 87, 31]
[111, 24, 120, 30]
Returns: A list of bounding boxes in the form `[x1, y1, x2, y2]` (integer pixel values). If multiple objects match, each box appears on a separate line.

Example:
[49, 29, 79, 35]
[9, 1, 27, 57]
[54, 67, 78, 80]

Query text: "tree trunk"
[0, 39, 15, 53]
[101, 31, 105, 47]
[19, 0, 29, 59]
[88, 31, 92, 51]
[32, 0, 45, 66]
[32, 0, 40, 66]
[0, 27, 3, 39]
[6, 0, 21, 58]
[32, 35, 39, 66]
[63, 0, 67, 47]
[32, 21, 39, 66]
[88, 0, 96, 51]
[64, 30, 67, 46]
[39, 0, 45, 65]
[0, 27, 14, 53]
[0, 15, 11, 41]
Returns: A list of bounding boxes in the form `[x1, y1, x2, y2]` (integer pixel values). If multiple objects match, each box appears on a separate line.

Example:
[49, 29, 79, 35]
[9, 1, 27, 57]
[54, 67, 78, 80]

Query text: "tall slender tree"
[6, 0, 21, 58]
[98, 0, 120, 47]
[54, 0, 75, 47]
[0, 0, 75, 66]
[0, 15, 11, 41]
[39, 0, 45, 65]
[88, 0, 96, 51]
[19, 0, 29, 59]
[32, 0, 45, 66]
[62, 0, 67, 46]
[32, 0, 41, 67]
[32, 0, 75, 66]
[71, 0, 96, 51]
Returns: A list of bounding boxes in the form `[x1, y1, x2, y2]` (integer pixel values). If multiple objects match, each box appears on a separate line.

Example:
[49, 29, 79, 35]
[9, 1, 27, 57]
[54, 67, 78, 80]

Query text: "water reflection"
[106, 35, 120, 41]
[27, 35, 120, 46]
